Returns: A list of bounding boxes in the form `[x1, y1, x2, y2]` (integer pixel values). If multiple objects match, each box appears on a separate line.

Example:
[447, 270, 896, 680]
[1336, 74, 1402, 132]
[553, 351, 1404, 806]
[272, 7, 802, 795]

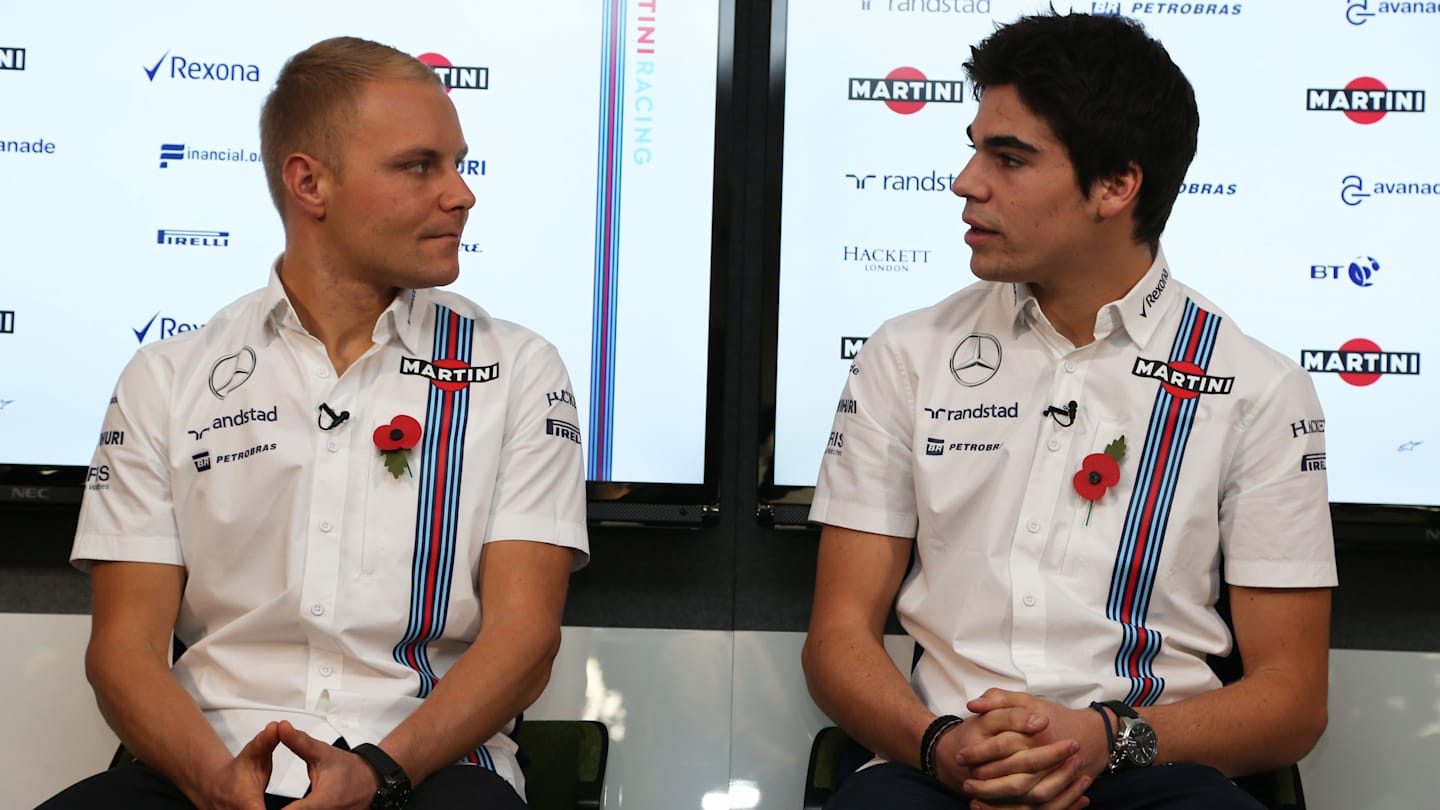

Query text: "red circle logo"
[885, 67, 928, 115]
[1344, 77, 1387, 125]
[1160, 360, 1203, 400]
[433, 358, 469, 391]
[417, 52, 452, 94]
[1337, 337, 1383, 386]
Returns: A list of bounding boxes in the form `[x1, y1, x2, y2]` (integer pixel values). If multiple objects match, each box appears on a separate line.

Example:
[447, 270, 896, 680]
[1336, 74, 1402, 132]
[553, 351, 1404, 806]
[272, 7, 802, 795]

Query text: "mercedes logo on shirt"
[209, 346, 257, 400]
[950, 333, 1002, 387]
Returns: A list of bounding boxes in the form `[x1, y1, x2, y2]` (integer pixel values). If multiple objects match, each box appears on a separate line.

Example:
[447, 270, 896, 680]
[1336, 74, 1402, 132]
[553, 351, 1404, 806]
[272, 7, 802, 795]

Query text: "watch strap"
[351, 743, 412, 810]
[919, 715, 964, 778]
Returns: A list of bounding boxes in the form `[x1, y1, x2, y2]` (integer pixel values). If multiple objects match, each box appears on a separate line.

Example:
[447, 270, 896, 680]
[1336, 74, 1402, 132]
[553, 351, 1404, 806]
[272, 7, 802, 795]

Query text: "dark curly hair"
[964, 12, 1199, 249]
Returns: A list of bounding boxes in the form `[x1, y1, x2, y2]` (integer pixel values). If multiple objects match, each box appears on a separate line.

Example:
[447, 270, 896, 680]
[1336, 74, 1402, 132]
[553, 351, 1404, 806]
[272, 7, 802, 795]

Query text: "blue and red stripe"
[587, 0, 626, 480]
[1106, 299, 1221, 706]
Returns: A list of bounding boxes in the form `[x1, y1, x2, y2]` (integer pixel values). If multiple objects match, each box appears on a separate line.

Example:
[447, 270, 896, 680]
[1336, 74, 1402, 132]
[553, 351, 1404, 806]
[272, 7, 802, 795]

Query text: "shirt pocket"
[1059, 418, 1136, 578]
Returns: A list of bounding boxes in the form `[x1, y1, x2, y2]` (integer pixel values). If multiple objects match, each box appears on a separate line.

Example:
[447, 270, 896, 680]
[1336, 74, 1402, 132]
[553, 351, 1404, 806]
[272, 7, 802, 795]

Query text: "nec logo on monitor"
[0, 47, 24, 71]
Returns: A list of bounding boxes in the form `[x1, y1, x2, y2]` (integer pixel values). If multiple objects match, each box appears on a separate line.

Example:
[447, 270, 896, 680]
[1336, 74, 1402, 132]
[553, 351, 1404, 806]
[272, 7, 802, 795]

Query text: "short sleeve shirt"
[72, 268, 589, 797]
[811, 248, 1336, 715]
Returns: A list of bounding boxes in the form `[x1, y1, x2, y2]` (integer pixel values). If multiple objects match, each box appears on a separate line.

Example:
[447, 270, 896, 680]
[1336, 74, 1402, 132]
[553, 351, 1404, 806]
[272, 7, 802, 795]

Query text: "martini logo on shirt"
[1130, 358, 1235, 398]
[400, 357, 500, 390]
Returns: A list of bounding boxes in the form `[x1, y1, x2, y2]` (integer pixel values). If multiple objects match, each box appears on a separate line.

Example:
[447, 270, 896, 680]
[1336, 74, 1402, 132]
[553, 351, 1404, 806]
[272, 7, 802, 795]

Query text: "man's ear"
[281, 152, 328, 220]
[1094, 161, 1143, 222]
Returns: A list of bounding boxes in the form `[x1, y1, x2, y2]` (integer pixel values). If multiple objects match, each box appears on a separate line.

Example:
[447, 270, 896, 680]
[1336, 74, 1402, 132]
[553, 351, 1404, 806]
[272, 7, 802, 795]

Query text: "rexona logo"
[1086, 2, 1242, 14]
[1340, 173, 1439, 206]
[159, 142, 259, 169]
[132, 312, 204, 344]
[1346, 0, 1440, 26]
[0, 47, 24, 71]
[157, 228, 230, 247]
[846, 170, 956, 192]
[400, 357, 500, 390]
[416, 53, 488, 93]
[849, 68, 965, 115]
[1310, 256, 1380, 287]
[1302, 338, 1420, 386]
[1307, 78, 1425, 124]
[861, 0, 991, 12]
[142, 50, 259, 83]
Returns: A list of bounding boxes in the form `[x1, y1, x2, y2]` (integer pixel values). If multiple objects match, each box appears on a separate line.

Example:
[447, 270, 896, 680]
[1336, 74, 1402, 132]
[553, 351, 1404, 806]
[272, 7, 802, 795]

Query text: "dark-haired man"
[803, 12, 1334, 810]
[39, 37, 587, 810]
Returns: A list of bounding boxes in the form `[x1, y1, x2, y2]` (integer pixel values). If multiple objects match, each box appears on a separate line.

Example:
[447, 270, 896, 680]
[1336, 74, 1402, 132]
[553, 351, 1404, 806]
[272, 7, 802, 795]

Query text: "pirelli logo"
[545, 418, 581, 444]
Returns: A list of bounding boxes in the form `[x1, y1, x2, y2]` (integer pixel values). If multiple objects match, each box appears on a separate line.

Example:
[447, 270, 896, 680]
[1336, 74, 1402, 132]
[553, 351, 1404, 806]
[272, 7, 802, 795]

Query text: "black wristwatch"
[1099, 701, 1158, 773]
[351, 743, 413, 810]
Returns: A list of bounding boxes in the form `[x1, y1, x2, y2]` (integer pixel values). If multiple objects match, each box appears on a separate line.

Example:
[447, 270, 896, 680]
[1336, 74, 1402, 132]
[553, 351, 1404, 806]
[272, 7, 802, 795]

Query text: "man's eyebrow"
[392, 145, 470, 163]
[965, 125, 1040, 154]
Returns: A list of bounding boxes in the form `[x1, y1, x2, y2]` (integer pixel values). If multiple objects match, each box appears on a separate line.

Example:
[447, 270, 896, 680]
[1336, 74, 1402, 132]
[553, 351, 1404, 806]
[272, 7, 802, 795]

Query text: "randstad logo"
[1341, 174, 1440, 206]
[416, 53, 488, 93]
[1346, 0, 1440, 26]
[142, 50, 260, 83]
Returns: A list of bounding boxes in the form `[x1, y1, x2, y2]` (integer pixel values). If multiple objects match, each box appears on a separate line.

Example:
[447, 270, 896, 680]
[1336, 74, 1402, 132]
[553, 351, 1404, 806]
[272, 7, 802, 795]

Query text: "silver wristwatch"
[1101, 701, 1158, 773]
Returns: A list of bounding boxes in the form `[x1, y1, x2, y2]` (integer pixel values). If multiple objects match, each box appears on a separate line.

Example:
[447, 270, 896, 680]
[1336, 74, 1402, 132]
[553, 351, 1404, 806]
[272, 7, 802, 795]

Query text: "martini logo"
[1346, 1, 1440, 26]
[1301, 339, 1420, 386]
[1131, 358, 1235, 398]
[849, 68, 965, 114]
[400, 357, 500, 390]
[416, 53, 488, 92]
[0, 47, 24, 71]
[1307, 78, 1425, 124]
[1310, 256, 1380, 287]
[158, 229, 230, 247]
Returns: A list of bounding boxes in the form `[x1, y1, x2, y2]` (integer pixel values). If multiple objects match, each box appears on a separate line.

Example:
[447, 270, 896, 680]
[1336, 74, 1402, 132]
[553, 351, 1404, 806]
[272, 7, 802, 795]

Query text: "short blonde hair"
[259, 36, 439, 215]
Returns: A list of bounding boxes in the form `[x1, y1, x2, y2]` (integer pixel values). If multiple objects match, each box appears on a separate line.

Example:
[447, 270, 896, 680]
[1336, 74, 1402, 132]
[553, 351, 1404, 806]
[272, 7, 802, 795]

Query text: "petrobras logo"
[1340, 173, 1440, 206]
[1, 136, 56, 155]
[416, 52, 489, 93]
[142, 50, 260, 83]
[848, 69, 965, 115]
[1346, 0, 1440, 26]
[158, 142, 259, 169]
[861, 0, 991, 13]
[1301, 339, 1420, 386]
[843, 246, 932, 273]
[1307, 78, 1426, 124]
[157, 228, 230, 247]
[0, 47, 24, 71]
[846, 169, 956, 192]
[0, 310, 13, 334]
[1177, 180, 1237, 195]
[1085, 2, 1242, 14]
[1309, 256, 1380, 287]
[840, 336, 868, 359]
[131, 311, 204, 344]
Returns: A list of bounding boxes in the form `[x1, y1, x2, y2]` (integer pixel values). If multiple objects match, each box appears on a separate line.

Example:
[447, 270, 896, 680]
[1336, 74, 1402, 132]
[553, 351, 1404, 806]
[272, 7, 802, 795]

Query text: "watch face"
[1129, 722, 1159, 766]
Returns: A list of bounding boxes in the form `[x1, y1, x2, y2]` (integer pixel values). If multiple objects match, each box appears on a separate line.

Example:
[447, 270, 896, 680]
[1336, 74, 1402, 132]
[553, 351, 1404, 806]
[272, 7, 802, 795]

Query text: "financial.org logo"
[159, 142, 259, 168]
[1309, 256, 1380, 287]
[132, 312, 204, 344]
[849, 68, 965, 115]
[1307, 78, 1426, 124]
[846, 169, 956, 192]
[157, 228, 230, 247]
[416, 53, 488, 93]
[1341, 173, 1440, 206]
[0, 47, 24, 71]
[142, 50, 260, 83]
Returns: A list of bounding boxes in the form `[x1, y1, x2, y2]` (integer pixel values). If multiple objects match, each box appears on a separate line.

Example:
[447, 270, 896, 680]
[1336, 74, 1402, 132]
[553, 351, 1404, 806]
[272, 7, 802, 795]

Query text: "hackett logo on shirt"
[1131, 357, 1235, 399]
[399, 357, 500, 391]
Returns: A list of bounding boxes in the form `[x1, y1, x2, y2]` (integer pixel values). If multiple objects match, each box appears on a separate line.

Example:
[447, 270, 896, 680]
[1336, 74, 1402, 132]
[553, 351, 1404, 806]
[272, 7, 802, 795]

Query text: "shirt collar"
[262, 256, 433, 356]
[1005, 245, 1177, 348]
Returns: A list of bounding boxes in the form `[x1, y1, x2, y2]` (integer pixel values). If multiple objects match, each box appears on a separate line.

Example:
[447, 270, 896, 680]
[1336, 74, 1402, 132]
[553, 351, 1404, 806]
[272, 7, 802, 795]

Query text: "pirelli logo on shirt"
[400, 357, 500, 390]
[1131, 357, 1234, 398]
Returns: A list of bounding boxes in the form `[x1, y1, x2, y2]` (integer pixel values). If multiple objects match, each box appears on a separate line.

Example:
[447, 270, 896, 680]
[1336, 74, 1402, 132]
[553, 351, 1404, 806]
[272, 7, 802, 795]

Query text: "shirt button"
[1023, 594, 1037, 607]
[310, 603, 326, 616]
[1027, 520, 1041, 533]
[327, 441, 338, 453]
[1064, 361, 1077, 373]
[1047, 439, 1061, 452]
[317, 368, 331, 378]
[319, 520, 332, 532]
[320, 665, 334, 677]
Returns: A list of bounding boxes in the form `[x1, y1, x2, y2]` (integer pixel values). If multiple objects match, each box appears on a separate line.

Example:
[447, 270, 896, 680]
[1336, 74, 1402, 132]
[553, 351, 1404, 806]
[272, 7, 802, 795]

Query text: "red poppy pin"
[374, 415, 422, 479]
[1074, 436, 1127, 526]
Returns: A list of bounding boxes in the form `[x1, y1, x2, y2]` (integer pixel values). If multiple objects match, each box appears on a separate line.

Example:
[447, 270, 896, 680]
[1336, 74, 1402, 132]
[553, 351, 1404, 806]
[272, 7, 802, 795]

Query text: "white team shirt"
[73, 267, 589, 797]
[812, 248, 1336, 717]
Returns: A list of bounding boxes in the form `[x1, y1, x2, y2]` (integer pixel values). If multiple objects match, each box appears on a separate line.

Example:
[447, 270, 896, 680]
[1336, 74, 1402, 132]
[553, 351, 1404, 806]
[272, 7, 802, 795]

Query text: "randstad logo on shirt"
[922, 402, 1019, 420]
[187, 407, 278, 440]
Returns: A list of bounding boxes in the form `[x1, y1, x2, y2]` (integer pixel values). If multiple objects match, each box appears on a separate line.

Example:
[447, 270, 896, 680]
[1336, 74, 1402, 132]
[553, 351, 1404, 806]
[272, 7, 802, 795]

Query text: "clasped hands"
[933, 689, 1110, 810]
[192, 720, 386, 810]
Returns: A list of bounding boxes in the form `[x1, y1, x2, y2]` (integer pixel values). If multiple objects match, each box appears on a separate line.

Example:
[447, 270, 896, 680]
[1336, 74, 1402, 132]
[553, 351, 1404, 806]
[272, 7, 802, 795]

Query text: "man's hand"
[277, 722, 381, 810]
[187, 721, 281, 810]
[954, 690, 1108, 809]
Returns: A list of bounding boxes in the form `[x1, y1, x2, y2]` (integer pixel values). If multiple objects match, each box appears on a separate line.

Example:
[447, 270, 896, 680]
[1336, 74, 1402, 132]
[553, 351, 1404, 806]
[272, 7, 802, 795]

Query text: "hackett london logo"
[400, 357, 500, 391]
[1131, 358, 1235, 398]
